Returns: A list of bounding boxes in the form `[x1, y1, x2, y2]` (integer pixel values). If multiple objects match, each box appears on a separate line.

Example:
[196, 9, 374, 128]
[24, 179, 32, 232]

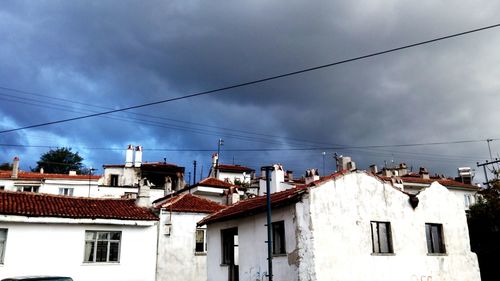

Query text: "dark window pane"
[96, 241, 108, 262]
[111, 232, 121, 240]
[109, 242, 120, 262]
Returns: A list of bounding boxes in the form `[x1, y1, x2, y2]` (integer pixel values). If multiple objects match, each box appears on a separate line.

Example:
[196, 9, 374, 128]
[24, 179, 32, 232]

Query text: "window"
[0, 229, 7, 264]
[426, 223, 446, 254]
[16, 186, 39, 193]
[84, 231, 121, 263]
[110, 175, 119, 187]
[370, 221, 393, 254]
[0, 186, 4, 191]
[195, 228, 207, 253]
[59, 188, 74, 196]
[464, 194, 471, 208]
[221, 228, 238, 265]
[272, 221, 286, 255]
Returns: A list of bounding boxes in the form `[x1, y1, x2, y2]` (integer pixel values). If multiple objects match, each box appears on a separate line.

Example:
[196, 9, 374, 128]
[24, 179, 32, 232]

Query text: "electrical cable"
[1, 23, 499, 134]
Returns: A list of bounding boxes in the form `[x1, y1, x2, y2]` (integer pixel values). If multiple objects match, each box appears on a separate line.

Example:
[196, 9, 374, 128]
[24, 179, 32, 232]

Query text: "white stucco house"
[209, 153, 254, 185]
[173, 177, 241, 205]
[0, 190, 159, 281]
[100, 145, 186, 202]
[199, 170, 480, 281]
[0, 157, 101, 197]
[153, 193, 226, 281]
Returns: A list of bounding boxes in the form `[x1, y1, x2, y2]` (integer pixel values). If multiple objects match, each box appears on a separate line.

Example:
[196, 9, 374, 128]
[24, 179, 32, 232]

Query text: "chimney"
[210, 153, 219, 177]
[419, 167, 430, 180]
[69, 170, 77, 176]
[164, 176, 172, 196]
[11, 156, 19, 179]
[134, 146, 143, 167]
[369, 165, 378, 174]
[125, 144, 134, 167]
[136, 178, 151, 208]
[286, 170, 293, 181]
[40, 167, 44, 174]
[271, 164, 285, 193]
[305, 168, 320, 185]
[227, 187, 240, 205]
[398, 163, 408, 176]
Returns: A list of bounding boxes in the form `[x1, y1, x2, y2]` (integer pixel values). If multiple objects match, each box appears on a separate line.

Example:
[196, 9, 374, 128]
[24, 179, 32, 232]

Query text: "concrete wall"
[206, 205, 299, 281]
[307, 172, 480, 281]
[157, 211, 210, 281]
[0, 219, 158, 281]
[103, 166, 138, 187]
[217, 171, 250, 184]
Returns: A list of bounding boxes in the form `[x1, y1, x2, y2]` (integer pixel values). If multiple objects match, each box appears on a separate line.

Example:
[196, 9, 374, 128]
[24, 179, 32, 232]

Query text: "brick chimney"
[11, 156, 19, 179]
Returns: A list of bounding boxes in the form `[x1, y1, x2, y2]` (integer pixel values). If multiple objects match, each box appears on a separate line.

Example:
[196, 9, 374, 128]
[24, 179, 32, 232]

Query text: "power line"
[1, 23, 500, 134]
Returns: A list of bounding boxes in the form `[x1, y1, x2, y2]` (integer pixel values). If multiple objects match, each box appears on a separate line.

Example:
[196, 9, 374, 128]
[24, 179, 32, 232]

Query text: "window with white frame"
[195, 227, 207, 253]
[370, 221, 393, 254]
[0, 229, 7, 264]
[58, 188, 74, 196]
[16, 186, 39, 193]
[84, 231, 121, 263]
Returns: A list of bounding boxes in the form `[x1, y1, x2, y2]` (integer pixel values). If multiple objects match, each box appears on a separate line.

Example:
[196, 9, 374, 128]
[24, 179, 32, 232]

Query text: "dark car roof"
[1, 277, 73, 281]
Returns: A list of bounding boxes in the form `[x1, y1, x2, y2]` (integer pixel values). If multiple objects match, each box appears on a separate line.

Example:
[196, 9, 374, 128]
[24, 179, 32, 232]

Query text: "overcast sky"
[0, 1, 499, 184]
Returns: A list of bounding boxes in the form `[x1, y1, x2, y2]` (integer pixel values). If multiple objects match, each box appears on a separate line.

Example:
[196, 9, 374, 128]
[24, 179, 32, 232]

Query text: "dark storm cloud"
[0, 0, 499, 181]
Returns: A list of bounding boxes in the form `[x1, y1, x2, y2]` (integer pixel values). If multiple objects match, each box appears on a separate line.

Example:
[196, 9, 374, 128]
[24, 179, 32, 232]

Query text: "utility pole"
[216, 139, 224, 178]
[322, 152, 326, 176]
[188, 172, 191, 186]
[477, 158, 500, 188]
[88, 167, 96, 197]
[262, 166, 274, 281]
[193, 160, 197, 185]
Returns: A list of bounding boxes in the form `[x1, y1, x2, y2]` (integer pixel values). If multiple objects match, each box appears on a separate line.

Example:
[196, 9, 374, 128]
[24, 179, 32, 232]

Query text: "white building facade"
[0, 191, 158, 281]
[200, 171, 481, 281]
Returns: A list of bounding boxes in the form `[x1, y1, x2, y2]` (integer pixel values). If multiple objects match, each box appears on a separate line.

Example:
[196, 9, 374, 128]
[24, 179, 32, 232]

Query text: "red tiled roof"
[156, 193, 225, 213]
[217, 164, 254, 173]
[198, 186, 307, 226]
[0, 191, 158, 221]
[198, 170, 350, 226]
[196, 177, 234, 189]
[380, 175, 479, 190]
[103, 162, 180, 168]
[0, 171, 101, 180]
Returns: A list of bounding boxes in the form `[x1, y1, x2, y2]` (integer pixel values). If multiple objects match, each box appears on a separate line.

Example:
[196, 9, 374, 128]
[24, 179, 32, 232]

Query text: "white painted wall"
[307, 173, 480, 281]
[103, 166, 138, 187]
[206, 205, 298, 281]
[217, 171, 250, 184]
[157, 211, 210, 281]
[0, 218, 158, 281]
[206, 172, 480, 281]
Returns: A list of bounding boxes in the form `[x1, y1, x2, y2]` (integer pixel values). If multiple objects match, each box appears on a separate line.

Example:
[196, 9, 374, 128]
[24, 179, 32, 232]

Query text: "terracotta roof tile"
[197, 170, 350, 226]
[0, 171, 100, 180]
[217, 164, 254, 173]
[156, 193, 225, 213]
[380, 175, 479, 190]
[0, 191, 158, 221]
[196, 177, 235, 188]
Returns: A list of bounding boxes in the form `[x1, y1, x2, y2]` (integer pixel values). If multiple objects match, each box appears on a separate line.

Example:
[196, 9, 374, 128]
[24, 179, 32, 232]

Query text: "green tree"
[0, 162, 12, 170]
[34, 147, 84, 174]
[468, 180, 500, 281]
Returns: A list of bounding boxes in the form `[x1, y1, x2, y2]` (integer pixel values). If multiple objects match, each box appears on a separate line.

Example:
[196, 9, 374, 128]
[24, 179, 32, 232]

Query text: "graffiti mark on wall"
[411, 274, 433, 281]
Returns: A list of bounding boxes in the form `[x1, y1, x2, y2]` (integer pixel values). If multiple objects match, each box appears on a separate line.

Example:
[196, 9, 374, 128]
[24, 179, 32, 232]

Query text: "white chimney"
[125, 144, 134, 167]
[11, 156, 19, 179]
[40, 167, 44, 174]
[164, 176, 172, 196]
[305, 168, 320, 185]
[136, 178, 151, 208]
[210, 153, 219, 177]
[271, 164, 285, 193]
[134, 146, 143, 167]
[69, 170, 77, 176]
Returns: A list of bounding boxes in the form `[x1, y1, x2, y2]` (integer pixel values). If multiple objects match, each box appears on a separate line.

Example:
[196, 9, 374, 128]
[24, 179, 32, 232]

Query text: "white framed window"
[59, 188, 74, 196]
[16, 186, 39, 193]
[195, 227, 207, 253]
[0, 229, 7, 264]
[84, 231, 121, 263]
